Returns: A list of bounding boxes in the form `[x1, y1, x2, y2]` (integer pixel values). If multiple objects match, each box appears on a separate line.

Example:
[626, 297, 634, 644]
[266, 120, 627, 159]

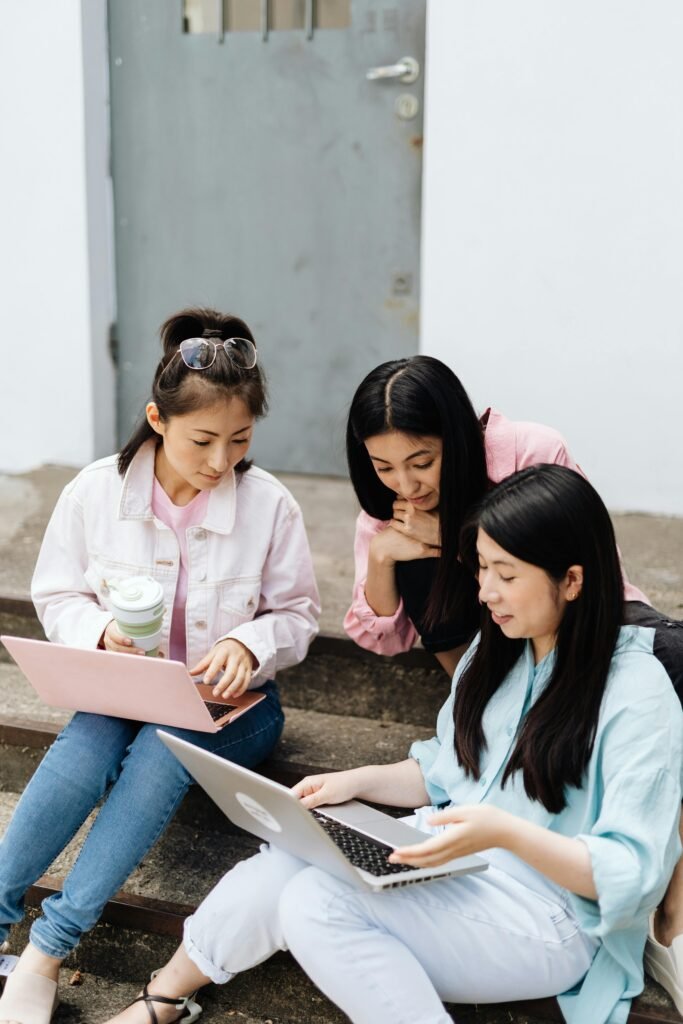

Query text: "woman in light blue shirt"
[104, 465, 682, 1024]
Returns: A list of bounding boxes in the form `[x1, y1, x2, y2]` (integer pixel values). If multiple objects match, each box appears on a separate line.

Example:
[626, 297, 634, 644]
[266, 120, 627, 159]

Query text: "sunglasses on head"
[160, 336, 258, 380]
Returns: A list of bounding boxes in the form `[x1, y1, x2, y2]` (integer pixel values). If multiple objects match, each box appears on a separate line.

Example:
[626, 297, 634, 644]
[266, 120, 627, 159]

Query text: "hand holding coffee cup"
[104, 576, 166, 658]
[101, 620, 146, 655]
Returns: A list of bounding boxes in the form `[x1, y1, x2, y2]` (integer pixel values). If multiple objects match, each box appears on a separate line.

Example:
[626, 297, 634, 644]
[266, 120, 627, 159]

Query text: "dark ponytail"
[118, 307, 268, 476]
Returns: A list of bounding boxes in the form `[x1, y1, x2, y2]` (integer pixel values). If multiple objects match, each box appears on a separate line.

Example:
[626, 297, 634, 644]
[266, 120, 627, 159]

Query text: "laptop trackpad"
[321, 800, 429, 846]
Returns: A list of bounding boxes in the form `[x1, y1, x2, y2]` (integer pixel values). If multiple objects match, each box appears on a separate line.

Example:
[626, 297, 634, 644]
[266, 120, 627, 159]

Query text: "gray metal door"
[109, 0, 425, 474]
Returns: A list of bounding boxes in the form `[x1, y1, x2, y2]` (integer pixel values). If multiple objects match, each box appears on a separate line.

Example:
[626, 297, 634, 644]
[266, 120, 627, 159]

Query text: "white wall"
[3, 1, 682, 512]
[420, 1, 683, 514]
[0, 0, 114, 474]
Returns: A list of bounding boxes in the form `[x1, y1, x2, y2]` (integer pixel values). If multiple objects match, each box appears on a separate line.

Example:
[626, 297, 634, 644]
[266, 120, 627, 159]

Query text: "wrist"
[350, 764, 378, 799]
[369, 542, 396, 570]
[495, 810, 529, 854]
[98, 619, 114, 649]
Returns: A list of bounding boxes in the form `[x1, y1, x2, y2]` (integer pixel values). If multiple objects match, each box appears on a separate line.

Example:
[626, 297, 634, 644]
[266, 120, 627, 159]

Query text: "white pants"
[183, 840, 598, 1024]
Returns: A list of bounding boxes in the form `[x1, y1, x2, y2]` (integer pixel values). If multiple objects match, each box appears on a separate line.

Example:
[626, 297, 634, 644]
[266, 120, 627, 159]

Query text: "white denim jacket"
[31, 441, 320, 685]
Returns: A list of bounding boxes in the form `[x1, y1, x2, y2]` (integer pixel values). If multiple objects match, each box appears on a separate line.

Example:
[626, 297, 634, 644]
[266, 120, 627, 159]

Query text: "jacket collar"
[481, 407, 516, 484]
[118, 439, 237, 534]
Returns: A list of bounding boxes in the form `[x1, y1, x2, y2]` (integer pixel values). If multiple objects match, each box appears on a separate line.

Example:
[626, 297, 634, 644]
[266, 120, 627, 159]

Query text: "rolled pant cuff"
[28, 922, 73, 961]
[183, 917, 234, 986]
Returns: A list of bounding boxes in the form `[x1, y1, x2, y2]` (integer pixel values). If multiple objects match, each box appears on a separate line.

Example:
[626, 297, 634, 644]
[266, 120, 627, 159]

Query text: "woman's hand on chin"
[389, 804, 514, 867]
[391, 499, 441, 548]
[370, 522, 440, 565]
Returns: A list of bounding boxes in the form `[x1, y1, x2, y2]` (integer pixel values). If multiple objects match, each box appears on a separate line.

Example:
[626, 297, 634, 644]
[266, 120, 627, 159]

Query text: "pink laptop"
[1, 635, 265, 733]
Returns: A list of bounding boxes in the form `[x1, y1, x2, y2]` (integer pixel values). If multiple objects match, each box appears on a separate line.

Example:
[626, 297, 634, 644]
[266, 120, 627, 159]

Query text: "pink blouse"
[343, 408, 649, 656]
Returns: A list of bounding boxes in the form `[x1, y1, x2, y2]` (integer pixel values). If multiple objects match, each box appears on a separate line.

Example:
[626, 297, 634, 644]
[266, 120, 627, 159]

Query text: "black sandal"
[126, 981, 202, 1024]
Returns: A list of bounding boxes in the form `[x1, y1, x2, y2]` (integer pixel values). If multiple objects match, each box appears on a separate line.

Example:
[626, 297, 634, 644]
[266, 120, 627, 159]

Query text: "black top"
[394, 559, 480, 654]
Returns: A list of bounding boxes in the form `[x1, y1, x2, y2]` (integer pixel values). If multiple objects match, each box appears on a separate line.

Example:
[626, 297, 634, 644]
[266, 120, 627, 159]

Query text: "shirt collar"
[119, 439, 237, 534]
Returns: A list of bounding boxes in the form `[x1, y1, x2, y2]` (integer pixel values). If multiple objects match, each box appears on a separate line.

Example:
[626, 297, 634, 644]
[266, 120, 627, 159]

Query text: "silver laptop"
[158, 731, 487, 891]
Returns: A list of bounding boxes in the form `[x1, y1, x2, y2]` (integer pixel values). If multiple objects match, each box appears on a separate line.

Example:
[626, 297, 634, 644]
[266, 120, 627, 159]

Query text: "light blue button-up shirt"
[410, 626, 683, 1024]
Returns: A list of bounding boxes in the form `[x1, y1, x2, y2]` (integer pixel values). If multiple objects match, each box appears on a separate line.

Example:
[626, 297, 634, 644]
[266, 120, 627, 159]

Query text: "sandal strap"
[127, 982, 192, 1024]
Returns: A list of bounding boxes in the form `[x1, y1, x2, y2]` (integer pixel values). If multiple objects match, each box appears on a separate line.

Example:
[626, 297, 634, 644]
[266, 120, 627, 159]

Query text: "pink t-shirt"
[152, 479, 210, 664]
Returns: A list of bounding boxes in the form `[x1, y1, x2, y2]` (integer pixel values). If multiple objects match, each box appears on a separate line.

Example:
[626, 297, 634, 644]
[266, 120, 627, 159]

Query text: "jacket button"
[196, 529, 206, 541]
[197, 569, 206, 581]
[195, 620, 207, 629]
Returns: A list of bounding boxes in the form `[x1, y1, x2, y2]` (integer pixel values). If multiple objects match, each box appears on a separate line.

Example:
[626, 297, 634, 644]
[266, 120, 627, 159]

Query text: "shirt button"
[506, 725, 514, 736]
[195, 620, 207, 629]
[480, 777, 487, 787]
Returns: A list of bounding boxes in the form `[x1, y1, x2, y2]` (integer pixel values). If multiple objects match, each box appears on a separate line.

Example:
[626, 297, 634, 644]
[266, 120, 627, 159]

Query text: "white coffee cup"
[107, 576, 165, 657]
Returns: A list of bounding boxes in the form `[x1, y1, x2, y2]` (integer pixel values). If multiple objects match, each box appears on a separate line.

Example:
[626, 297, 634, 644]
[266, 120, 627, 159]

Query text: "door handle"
[366, 56, 419, 84]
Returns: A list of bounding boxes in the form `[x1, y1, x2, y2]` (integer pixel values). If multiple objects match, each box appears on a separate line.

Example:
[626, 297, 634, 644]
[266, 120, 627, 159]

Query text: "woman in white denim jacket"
[0, 307, 319, 1024]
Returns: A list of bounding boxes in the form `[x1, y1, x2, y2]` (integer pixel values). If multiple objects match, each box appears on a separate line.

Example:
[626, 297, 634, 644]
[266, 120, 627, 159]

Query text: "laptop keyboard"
[204, 701, 237, 722]
[312, 811, 416, 877]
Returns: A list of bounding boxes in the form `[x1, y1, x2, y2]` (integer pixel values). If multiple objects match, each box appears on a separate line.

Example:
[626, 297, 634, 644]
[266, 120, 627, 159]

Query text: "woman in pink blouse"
[343, 355, 683, 1009]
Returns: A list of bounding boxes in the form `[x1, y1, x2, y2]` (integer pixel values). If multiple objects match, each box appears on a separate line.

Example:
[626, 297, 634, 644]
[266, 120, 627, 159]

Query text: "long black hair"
[118, 307, 268, 476]
[346, 356, 488, 629]
[454, 464, 623, 813]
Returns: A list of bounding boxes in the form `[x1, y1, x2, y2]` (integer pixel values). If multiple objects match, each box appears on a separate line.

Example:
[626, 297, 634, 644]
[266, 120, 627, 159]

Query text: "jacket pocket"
[83, 555, 158, 608]
[83, 556, 112, 605]
[217, 576, 262, 633]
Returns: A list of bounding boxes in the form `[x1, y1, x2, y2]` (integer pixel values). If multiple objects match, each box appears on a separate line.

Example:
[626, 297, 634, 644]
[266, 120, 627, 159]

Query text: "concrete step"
[10, 916, 559, 1024]
[4, 906, 677, 1024]
[5, 914, 352, 1024]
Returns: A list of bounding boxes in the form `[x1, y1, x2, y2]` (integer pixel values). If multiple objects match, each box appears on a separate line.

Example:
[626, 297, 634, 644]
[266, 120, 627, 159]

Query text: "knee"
[123, 726, 191, 791]
[43, 714, 133, 790]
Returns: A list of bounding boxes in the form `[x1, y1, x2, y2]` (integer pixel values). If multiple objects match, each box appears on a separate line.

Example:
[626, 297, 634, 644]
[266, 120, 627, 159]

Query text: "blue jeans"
[0, 681, 283, 958]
